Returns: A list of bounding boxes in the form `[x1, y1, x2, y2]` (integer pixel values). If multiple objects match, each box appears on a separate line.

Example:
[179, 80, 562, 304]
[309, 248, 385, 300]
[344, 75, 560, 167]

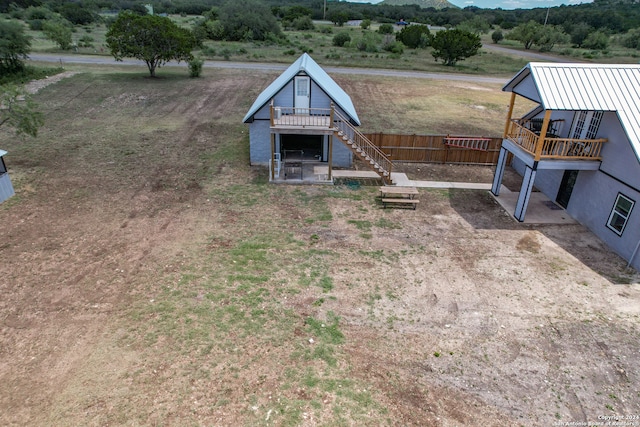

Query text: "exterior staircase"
[332, 110, 394, 185]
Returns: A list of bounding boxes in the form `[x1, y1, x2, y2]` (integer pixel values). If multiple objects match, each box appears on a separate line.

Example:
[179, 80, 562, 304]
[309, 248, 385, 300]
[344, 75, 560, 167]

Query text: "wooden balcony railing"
[270, 104, 332, 128]
[506, 119, 606, 161]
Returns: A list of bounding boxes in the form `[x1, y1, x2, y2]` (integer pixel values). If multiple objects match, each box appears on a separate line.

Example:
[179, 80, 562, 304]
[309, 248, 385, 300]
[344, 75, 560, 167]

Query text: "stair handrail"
[332, 109, 393, 181]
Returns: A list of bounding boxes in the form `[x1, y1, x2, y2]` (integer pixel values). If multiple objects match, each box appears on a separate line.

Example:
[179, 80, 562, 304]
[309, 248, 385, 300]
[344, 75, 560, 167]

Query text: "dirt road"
[27, 52, 508, 84]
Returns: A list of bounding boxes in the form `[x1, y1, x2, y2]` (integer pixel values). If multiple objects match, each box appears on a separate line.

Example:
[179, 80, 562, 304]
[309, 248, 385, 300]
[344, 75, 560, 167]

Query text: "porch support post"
[270, 133, 276, 181]
[491, 146, 508, 196]
[270, 101, 274, 127]
[328, 135, 333, 181]
[503, 92, 516, 138]
[514, 163, 537, 222]
[329, 102, 334, 129]
[534, 109, 552, 161]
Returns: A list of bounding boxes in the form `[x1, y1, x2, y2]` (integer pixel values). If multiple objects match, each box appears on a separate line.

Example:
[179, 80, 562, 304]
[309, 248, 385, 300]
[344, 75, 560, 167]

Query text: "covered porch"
[491, 90, 607, 222]
[267, 102, 393, 184]
[491, 137, 602, 222]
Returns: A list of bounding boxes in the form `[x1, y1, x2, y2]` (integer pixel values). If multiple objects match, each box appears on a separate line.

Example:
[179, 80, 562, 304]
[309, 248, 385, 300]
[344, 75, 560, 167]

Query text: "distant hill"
[593, 0, 639, 4]
[380, 0, 458, 9]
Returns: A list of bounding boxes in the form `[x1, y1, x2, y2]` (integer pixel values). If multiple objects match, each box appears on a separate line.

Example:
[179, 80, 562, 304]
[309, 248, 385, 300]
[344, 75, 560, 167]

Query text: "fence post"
[443, 134, 449, 164]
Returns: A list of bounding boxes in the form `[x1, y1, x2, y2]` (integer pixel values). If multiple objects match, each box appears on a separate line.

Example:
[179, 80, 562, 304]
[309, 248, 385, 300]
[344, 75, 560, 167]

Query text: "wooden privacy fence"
[364, 133, 505, 165]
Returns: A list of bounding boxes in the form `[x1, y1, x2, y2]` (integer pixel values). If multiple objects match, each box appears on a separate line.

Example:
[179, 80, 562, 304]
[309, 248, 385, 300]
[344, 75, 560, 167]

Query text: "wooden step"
[381, 198, 419, 209]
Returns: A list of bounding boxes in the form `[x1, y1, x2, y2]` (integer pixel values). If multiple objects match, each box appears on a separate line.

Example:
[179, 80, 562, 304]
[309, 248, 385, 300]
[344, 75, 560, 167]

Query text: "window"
[607, 193, 635, 236]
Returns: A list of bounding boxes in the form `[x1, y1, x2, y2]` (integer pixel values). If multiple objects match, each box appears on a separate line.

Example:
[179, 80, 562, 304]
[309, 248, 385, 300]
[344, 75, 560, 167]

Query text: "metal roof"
[504, 62, 640, 161]
[242, 53, 360, 125]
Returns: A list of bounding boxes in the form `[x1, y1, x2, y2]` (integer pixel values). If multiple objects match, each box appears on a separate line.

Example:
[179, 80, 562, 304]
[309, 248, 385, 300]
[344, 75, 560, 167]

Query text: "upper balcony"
[506, 118, 607, 161]
[269, 103, 334, 135]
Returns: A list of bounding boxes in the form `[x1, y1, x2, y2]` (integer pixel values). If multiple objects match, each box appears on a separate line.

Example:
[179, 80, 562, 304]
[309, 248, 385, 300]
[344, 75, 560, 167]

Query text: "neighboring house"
[0, 150, 15, 204]
[491, 62, 640, 269]
[242, 53, 392, 184]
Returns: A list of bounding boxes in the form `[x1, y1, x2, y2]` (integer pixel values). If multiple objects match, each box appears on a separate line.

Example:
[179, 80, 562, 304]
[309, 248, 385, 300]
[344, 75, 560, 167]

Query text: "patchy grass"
[3, 64, 640, 427]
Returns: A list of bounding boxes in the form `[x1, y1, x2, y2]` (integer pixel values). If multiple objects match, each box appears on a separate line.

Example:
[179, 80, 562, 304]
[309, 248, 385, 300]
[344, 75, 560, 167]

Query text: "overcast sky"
[347, 0, 594, 10]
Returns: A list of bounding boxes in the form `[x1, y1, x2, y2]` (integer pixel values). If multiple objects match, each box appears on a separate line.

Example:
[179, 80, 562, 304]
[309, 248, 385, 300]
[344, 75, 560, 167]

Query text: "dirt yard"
[1, 68, 639, 426]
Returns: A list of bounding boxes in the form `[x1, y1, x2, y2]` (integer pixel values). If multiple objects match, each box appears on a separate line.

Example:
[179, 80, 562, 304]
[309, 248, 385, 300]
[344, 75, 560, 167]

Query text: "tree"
[0, 0, 42, 14]
[378, 23, 394, 35]
[396, 24, 431, 48]
[106, 12, 197, 77]
[570, 22, 593, 47]
[282, 6, 314, 31]
[508, 20, 543, 49]
[457, 16, 490, 35]
[622, 28, 640, 49]
[534, 25, 569, 52]
[218, 0, 281, 41]
[59, 3, 96, 25]
[42, 21, 73, 50]
[328, 9, 349, 27]
[431, 29, 482, 66]
[288, 16, 314, 31]
[491, 29, 504, 44]
[355, 32, 380, 53]
[282, 5, 312, 22]
[332, 32, 351, 47]
[188, 57, 203, 78]
[582, 30, 609, 50]
[0, 85, 44, 138]
[0, 20, 32, 72]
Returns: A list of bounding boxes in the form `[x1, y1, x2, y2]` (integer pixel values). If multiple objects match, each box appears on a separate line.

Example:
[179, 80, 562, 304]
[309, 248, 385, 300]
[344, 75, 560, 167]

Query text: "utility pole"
[544, 6, 550, 26]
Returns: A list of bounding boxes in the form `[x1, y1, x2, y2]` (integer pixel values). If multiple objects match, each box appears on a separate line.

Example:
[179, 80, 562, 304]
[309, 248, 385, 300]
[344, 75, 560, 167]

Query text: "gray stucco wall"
[510, 111, 640, 268]
[566, 113, 640, 269]
[331, 135, 353, 167]
[249, 119, 272, 165]
[598, 112, 640, 184]
[568, 170, 640, 269]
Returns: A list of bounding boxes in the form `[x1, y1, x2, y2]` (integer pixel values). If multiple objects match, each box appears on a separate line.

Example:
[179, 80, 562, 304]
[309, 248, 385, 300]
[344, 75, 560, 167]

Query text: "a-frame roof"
[504, 62, 640, 162]
[242, 53, 360, 125]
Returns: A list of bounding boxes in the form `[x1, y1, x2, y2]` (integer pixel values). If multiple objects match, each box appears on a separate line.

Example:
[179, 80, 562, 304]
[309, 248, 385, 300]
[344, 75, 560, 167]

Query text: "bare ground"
[1, 69, 639, 426]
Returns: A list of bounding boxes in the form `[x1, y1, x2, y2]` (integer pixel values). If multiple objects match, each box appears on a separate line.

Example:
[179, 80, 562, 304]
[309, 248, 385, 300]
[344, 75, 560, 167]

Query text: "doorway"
[294, 76, 310, 115]
[556, 170, 579, 209]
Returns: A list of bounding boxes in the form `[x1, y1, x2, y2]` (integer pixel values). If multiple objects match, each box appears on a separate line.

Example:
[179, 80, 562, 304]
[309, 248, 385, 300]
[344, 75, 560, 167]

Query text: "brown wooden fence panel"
[364, 133, 505, 165]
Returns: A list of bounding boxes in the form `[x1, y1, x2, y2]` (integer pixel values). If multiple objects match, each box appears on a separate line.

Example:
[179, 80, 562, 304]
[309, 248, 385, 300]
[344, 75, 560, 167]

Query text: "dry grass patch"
[1, 66, 639, 427]
[338, 76, 510, 135]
